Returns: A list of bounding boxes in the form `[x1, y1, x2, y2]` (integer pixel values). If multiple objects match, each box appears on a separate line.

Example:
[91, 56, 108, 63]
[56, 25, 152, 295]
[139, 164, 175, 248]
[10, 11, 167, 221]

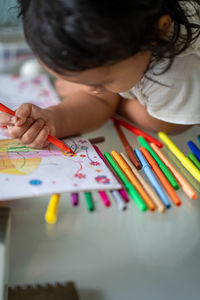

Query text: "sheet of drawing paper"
[0, 138, 121, 200]
[0, 75, 121, 200]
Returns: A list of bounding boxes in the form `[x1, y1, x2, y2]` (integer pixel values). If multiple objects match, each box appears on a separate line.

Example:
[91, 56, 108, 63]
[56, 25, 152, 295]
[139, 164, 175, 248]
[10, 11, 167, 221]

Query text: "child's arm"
[0, 84, 120, 148]
[118, 97, 192, 134]
[47, 86, 120, 138]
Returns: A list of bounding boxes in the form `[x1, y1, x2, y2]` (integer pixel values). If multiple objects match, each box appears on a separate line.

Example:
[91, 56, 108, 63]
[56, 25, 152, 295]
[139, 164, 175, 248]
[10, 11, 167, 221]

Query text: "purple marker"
[71, 193, 79, 206]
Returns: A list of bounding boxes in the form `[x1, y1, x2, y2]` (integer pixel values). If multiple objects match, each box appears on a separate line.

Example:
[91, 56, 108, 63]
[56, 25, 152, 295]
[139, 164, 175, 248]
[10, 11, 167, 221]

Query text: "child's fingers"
[43, 140, 50, 148]
[15, 103, 33, 126]
[27, 126, 49, 149]
[20, 119, 45, 145]
[7, 117, 34, 139]
[0, 113, 17, 126]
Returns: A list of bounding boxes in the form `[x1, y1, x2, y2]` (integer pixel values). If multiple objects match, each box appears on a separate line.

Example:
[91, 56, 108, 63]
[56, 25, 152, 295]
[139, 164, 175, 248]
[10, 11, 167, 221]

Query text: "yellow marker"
[158, 132, 200, 183]
[45, 194, 60, 224]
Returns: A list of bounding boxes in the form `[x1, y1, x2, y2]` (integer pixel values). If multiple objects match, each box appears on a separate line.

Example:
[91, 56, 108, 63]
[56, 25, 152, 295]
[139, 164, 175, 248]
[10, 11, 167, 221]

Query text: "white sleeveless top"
[120, 8, 200, 125]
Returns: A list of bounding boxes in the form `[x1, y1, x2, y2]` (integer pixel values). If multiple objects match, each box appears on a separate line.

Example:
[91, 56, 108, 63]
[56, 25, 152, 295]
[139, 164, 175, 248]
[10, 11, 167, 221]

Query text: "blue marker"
[187, 141, 200, 161]
[134, 149, 171, 209]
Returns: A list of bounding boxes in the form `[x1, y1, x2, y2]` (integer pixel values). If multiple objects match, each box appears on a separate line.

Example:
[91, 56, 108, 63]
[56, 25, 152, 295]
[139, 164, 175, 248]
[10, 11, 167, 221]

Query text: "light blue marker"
[134, 149, 171, 209]
[198, 136, 200, 144]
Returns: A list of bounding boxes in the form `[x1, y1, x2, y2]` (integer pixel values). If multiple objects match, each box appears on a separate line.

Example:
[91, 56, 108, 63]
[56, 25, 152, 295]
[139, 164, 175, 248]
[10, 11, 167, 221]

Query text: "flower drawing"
[95, 175, 110, 184]
[90, 161, 100, 166]
[74, 173, 86, 179]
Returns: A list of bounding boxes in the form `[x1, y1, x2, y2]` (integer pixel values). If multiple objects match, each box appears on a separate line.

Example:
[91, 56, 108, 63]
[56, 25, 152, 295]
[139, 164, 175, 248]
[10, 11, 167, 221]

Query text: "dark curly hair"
[17, 0, 200, 75]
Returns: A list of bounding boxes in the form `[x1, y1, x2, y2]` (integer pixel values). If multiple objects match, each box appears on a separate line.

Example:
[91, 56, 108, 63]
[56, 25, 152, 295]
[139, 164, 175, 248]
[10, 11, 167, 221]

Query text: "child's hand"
[0, 103, 56, 148]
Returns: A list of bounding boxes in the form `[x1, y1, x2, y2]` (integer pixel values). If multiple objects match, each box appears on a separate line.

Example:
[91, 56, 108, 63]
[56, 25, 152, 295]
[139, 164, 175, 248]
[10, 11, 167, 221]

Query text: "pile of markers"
[45, 118, 200, 224]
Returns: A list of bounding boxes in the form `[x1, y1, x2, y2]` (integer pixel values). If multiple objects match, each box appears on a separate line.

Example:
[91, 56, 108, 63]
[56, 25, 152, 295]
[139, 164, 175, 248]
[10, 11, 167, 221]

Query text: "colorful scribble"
[0, 139, 64, 175]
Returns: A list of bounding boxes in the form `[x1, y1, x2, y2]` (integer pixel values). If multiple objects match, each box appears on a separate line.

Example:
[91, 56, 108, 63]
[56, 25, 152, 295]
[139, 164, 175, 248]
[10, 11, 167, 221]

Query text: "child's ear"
[157, 15, 172, 38]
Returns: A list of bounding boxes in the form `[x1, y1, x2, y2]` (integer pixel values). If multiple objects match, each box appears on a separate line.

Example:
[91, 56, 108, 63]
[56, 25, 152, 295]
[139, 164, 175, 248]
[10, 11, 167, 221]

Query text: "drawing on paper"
[0, 75, 121, 200]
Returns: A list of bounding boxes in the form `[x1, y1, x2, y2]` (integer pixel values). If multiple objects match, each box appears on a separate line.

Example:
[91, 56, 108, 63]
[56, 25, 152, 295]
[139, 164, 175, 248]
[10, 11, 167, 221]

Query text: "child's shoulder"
[158, 47, 200, 82]
[120, 50, 200, 125]
[141, 51, 200, 124]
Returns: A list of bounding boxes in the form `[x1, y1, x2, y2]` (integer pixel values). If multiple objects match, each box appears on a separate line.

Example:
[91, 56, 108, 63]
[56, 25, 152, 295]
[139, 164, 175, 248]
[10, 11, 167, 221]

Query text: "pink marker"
[98, 191, 111, 207]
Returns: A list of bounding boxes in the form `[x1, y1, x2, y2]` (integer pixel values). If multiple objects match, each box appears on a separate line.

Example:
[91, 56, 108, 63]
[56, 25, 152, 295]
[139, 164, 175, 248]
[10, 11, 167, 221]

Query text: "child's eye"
[88, 84, 102, 88]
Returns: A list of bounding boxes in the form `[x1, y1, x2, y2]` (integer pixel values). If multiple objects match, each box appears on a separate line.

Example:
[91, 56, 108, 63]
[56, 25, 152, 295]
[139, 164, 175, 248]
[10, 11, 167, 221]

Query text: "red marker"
[0, 103, 15, 116]
[112, 116, 163, 148]
[0, 102, 74, 154]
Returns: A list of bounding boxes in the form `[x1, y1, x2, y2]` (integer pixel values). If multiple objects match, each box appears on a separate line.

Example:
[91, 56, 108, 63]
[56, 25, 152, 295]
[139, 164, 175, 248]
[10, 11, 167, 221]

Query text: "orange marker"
[150, 143, 197, 200]
[47, 135, 74, 154]
[140, 147, 182, 206]
[111, 150, 156, 211]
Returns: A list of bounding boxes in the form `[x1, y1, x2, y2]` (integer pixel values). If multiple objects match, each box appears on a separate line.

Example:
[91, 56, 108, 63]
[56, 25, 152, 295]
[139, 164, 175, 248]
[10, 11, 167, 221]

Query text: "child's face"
[47, 50, 152, 94]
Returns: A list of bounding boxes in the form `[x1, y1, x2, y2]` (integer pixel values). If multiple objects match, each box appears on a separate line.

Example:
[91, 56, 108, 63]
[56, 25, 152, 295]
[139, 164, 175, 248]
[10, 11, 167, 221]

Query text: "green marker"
[104, 152, 147, 212]
[84, 192, 94, 211]
[137, 136, 179, 190]
[188, 153, 200, 170]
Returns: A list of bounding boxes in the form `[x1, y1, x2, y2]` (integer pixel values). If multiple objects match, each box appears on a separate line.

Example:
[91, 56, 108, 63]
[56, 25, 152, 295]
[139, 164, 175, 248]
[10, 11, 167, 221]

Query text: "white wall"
[0, 0, 21, 26]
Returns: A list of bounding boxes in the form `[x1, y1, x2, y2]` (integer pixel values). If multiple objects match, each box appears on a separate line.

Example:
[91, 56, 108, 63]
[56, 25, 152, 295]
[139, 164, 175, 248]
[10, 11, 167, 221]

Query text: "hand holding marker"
[0, 102, 74, 154]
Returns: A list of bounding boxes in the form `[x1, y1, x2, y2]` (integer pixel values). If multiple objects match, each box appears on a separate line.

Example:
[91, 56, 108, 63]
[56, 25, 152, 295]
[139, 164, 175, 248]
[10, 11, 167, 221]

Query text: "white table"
[4, 121, 200, 300]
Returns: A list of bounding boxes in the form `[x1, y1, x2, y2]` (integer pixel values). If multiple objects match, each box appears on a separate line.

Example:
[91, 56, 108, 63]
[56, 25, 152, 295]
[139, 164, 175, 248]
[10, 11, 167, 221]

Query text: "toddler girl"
[0, 0, 199, 148]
